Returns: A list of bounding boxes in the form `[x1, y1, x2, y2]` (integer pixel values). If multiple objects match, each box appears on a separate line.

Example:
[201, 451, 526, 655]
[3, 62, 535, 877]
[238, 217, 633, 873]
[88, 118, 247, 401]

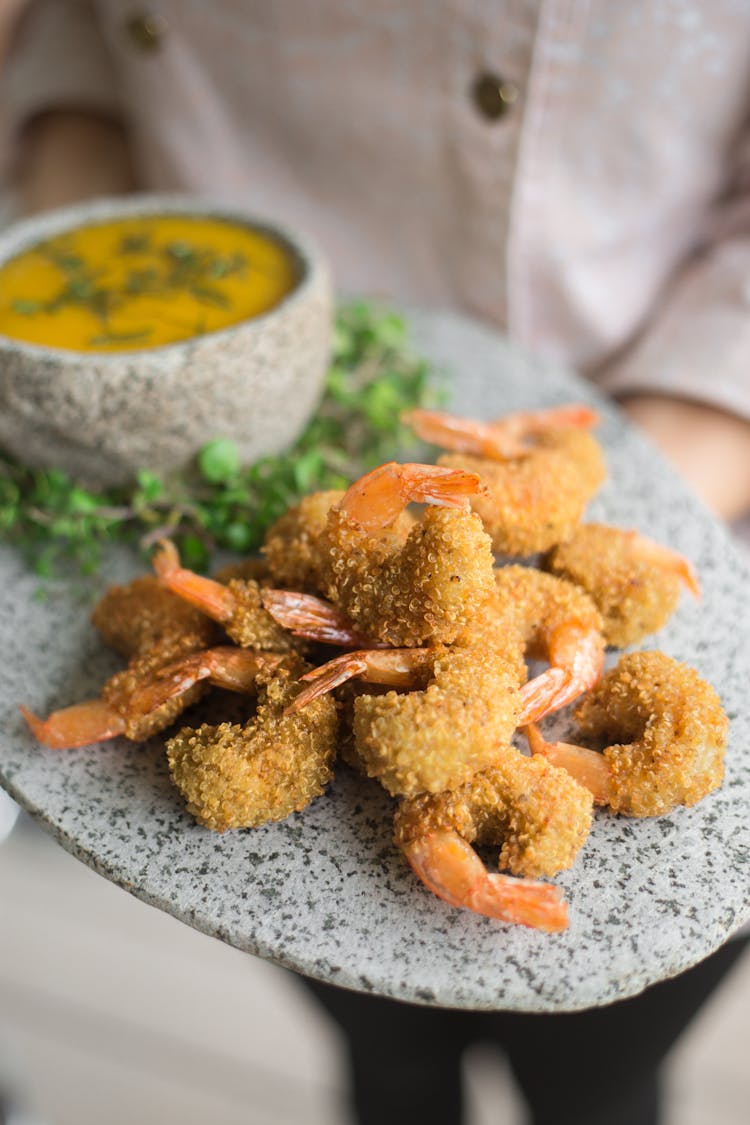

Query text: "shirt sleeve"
[0, 0, 122, 143]
[599, 238, 750, 422]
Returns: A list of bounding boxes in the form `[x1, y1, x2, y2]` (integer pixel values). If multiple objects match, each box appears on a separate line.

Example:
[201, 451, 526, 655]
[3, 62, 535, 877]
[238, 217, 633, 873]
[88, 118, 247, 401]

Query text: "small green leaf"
[198, 439, 241, 483]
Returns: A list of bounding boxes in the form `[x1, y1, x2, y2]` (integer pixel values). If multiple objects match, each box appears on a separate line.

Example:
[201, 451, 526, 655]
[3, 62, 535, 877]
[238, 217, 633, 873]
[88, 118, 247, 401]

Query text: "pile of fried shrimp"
[20, 404, 729, 933]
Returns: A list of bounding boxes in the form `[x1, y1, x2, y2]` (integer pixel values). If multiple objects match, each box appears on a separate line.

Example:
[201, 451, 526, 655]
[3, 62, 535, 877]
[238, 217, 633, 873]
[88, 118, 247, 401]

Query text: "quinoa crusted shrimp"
[545, 524, 700, 647]
[403, 405, 606, 555]
[153, 539, 308, 654]
[394, 750, 594, 881]
[391, 748, 593, 932]
[493, 565, 605, 723]
[262, 489, 345, 591]
[165, 660, 339, 831]
[91, 574, 221, 659]
[320, 461, 496, 647]
[527, 650, 728, 817]
[21, 638, 284, 749]
[288, 643, 521, 797]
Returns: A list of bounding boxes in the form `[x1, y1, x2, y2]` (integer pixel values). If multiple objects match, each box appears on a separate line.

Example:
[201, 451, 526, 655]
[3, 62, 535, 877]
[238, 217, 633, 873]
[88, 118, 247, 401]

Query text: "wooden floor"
[0, 811, 748, 1125]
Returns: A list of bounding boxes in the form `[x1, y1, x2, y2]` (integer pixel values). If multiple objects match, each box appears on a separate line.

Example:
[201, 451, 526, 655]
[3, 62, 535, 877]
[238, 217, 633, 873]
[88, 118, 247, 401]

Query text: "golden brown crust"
[262, 490, 344, 591]
[493, 565, 603, 659]
[575, 651, 728, 816]
[222, 578, 308, 654]
[165, 671, 339, 831]
[393, 750, 593, 878]
[92, 575, 220, 659]
[546, 524, 681, 647]
[353, 644, 520, 797]
[321, 505, 496, 647]
[439, 430, 605, 555]
[101, 631, 211, 740]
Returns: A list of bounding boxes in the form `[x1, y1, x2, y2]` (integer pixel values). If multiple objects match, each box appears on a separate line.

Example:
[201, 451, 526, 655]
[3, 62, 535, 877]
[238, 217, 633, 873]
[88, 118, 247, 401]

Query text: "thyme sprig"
[0, 303, 444, 576]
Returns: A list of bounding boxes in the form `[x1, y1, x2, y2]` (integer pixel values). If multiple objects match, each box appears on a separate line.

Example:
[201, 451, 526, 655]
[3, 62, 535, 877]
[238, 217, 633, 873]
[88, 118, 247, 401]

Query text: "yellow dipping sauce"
[0, 214, 298, 352]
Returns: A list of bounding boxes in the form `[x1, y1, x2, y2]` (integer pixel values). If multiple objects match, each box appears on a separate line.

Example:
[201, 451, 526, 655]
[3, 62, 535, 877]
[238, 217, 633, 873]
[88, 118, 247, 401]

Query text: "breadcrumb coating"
[439, 430, 605, 555]
[352, 644, 520, 797]
[546, 524, 681, 647]
[393, 750, 593, 879]
[166, 669, 339, 831]
[101, 631, 212, 741]
[321, 505, 496, 647]
[575, 651, 728, 816]
[493, 565, 603, 659]
[92, 575, 220, 659]
[262, 490, 344, 591]
[220, 578, 308, 653]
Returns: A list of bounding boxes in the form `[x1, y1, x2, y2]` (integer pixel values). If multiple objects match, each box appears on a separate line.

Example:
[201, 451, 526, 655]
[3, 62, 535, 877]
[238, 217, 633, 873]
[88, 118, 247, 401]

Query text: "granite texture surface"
[0, 309, 747, 1012]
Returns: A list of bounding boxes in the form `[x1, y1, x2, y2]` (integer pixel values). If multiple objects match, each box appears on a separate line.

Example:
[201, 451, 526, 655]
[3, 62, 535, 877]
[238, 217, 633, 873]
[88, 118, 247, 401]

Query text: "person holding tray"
[1, 4, 749, 1124]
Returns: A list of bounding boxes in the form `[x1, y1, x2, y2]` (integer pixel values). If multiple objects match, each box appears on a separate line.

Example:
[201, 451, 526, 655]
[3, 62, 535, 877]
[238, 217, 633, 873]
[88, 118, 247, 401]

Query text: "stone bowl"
[0, 194, 333, 487]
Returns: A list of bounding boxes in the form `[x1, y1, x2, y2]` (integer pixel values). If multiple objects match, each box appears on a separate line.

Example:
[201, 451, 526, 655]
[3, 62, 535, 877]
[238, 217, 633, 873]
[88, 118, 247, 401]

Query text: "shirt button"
[471, 73, 519, 121]
[125, 11, 168, 51]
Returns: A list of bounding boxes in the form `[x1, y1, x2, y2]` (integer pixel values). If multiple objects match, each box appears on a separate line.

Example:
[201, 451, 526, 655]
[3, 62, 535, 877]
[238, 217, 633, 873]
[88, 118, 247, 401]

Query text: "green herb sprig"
[0, 303, 444, 576]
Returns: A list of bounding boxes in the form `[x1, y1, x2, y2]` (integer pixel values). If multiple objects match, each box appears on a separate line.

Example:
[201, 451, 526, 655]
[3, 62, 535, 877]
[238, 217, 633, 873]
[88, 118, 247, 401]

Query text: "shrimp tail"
[526, 723, 612, 804]
[152, 539, 237, 623]
[402, 830, 568, 932]
[262, 589, 374, 647]
[129, 647, 282, 715]
[341, 462, 485, 533]
[20, 700, 127, 749]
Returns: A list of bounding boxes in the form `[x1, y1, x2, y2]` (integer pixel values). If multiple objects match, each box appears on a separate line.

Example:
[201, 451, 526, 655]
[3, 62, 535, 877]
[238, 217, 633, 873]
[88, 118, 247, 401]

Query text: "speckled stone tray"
[1, 310, 748, 1013]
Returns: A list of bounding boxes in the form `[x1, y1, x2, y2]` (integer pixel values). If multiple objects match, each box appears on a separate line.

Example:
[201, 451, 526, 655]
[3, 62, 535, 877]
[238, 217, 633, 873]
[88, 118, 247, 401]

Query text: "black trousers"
[303, 937, 748, 1125]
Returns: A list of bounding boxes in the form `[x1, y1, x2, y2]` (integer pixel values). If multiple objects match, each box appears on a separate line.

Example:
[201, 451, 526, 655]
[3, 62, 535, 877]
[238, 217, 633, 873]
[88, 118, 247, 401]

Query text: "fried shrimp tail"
[262, 590, 375, 648]
[286, 648, 433, 714]
[153, 539, 236, 621]
[625, 531, 701, 598]
[404, 404, 599, 460]
[21, 648, 283, 751]
[153, 539, 305, 652]
[402, 830, 568, 932]
[127, 648, 283, 716]
[517, 619, 605, 724]
[340, 461, 486, 535]
[20, 700, 127, 749]
[526, 723, 612, 804]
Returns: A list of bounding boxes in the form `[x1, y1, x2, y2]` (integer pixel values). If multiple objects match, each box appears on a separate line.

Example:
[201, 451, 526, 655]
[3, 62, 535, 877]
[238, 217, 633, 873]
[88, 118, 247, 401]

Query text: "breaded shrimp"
[545, 524, 700, 647]
[165, 663, 339, 831]
[262, 490, 344, 591]
[91, 575, 221, 659]
[20, 646, 282, 749]
[289, 645, 521, 797]
[493, 566, 605, 723]
[527, 651, 728, 816]
[320, 462, 496, 647]
[153, 540, 307, 654]
[403, 405, 606, 555]
[394, 751, 594, 881]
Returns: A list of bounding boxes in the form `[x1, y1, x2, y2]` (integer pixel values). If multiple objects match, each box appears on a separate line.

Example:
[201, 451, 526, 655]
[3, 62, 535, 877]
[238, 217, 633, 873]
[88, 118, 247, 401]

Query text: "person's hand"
[16, 109, 135, 215]
[621, 394, 750, 522]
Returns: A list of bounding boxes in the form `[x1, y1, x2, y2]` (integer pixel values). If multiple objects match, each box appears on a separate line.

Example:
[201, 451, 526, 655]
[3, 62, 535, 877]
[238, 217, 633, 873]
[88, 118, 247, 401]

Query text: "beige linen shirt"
[3, 0, 750, 418]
